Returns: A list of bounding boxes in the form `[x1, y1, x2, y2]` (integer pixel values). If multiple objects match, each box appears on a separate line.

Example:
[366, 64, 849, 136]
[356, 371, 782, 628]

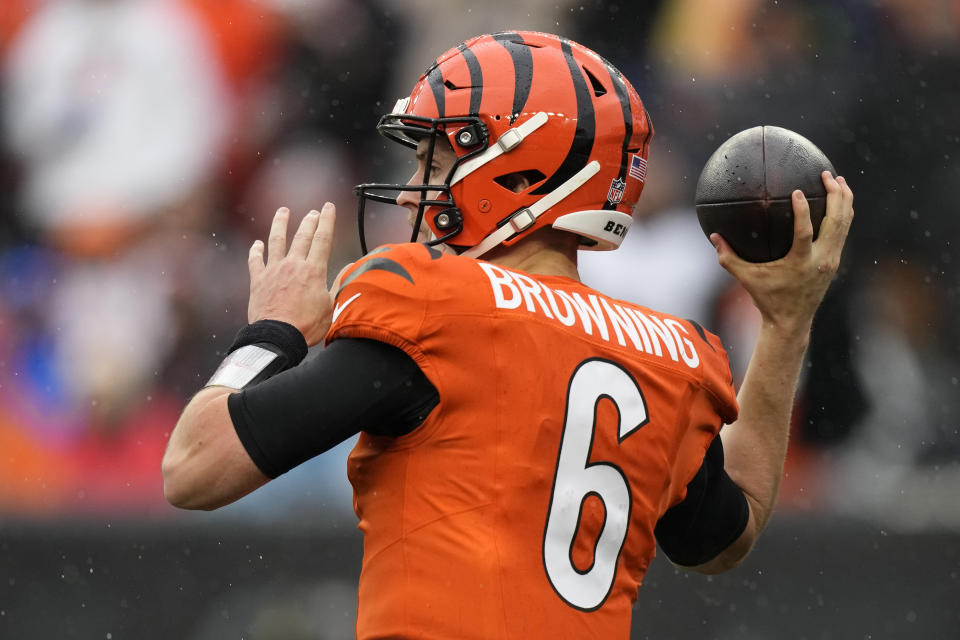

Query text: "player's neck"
[482, 228, 581, 282]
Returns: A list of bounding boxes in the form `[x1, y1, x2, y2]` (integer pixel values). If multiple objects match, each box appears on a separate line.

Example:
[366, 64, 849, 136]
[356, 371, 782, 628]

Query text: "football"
[694, 125, 835, 262]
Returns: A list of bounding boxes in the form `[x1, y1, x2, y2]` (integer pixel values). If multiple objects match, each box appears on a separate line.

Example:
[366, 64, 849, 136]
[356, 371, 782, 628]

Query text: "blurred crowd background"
[2, 1, 958, 637]
[0, 0, 957, 535]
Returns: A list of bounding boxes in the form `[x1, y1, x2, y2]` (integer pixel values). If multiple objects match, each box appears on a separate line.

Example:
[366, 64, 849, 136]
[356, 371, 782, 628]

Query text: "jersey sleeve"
[325, 243, 436, 361]
[659, 319, 740, 518]
[688, 318, 738, 424]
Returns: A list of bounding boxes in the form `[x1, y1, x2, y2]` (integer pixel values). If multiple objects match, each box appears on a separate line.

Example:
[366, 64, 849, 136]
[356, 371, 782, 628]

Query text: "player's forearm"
[721, 320, 810, 534]
[162, 387, 269, 510]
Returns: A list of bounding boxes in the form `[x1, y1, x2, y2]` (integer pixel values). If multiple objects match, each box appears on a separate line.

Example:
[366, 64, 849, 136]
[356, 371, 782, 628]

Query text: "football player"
[163, 31, 853, 639]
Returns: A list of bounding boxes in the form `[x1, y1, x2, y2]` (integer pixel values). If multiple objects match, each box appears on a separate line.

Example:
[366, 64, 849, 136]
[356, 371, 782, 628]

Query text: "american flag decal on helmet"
[628, 154, 647, 182]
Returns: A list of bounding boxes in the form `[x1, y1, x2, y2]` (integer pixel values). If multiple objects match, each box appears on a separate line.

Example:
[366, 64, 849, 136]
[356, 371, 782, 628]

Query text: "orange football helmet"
[355, 31, 653, 257]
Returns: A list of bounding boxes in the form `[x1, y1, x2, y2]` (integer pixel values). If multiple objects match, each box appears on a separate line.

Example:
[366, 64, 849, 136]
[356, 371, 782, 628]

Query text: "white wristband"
[205, 344, 279, 390]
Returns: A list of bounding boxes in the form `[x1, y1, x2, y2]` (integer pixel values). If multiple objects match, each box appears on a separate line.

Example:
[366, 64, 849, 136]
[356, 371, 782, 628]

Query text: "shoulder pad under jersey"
[325, 243, 447, 348]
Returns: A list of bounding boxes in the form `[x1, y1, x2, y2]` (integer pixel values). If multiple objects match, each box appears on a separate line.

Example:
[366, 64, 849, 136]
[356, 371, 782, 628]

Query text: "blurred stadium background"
[0, 0, 957, 638]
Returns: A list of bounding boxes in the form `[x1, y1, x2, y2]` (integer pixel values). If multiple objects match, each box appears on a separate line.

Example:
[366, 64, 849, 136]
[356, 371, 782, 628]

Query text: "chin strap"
[450, 111, 549, 186]
[462, 161, 602, 259]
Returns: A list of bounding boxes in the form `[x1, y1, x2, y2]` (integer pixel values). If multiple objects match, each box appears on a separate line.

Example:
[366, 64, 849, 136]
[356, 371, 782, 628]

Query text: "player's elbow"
[161, 461, 194, 509]
[679, 514, 758, 575]
[163, 479, 219, 511]
[162, 453, 217, 511]
[681, 539, 754, 575]
[162, 391, 240, 510]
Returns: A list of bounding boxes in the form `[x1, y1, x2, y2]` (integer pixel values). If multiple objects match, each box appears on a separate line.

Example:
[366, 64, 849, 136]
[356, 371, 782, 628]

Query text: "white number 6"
[542, 359, 649, 610]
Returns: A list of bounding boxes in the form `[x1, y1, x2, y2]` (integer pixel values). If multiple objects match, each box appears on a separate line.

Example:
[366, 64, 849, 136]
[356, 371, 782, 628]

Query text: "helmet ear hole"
[493, 169, 546, 193]
[583, 67, 607, 97]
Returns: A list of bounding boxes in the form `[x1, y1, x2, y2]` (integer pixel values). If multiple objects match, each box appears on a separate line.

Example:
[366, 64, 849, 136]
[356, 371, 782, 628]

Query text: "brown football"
[694, 126, 835, 262]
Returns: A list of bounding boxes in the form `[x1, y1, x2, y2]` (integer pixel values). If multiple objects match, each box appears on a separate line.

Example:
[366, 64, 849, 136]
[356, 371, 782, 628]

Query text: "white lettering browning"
[478, 262, 700, 369]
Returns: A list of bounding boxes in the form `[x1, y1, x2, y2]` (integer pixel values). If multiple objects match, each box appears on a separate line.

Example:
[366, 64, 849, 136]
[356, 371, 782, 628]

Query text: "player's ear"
[494, 170, 540, 193]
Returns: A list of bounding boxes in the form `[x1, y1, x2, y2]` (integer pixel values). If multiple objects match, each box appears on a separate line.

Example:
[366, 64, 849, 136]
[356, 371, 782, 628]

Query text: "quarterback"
[163, 31, 853, 638]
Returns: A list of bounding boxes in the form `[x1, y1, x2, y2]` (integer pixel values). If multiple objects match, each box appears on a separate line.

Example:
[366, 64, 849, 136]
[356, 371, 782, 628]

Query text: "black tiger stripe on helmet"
[602, 63, 634, 211]
[457, 43, 484, 116]
[531, 37, 596, 196]
[493, 32, 534, 123]
[425, 64, 446, 118]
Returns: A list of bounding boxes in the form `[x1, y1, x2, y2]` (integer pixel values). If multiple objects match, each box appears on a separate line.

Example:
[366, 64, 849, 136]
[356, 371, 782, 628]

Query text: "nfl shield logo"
[607, 178, 625, 205]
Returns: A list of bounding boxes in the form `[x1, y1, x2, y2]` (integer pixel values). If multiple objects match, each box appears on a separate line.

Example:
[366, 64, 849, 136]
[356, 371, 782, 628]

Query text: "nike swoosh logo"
[331, 292, 362, 324]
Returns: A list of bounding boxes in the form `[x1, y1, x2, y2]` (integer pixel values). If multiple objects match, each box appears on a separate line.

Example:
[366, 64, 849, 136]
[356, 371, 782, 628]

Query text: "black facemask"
[353, 112, 488, 255]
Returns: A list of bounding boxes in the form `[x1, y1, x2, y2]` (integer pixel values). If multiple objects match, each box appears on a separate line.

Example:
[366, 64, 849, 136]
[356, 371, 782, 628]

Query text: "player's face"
[396, 136, 458, 243]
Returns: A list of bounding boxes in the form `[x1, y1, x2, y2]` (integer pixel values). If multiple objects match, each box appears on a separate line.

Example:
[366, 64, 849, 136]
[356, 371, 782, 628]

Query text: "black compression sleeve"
[654, 435, 749, 567]
[227, 338, 439, 478]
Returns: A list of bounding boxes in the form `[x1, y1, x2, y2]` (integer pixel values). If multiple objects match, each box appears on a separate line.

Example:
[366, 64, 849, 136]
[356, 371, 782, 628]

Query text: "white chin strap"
[461, 161, 602, 259]
[450, 111, 549, 186]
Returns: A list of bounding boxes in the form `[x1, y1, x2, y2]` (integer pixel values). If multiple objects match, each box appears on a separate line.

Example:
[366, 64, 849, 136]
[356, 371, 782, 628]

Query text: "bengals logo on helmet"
[355, 31, 653, 257]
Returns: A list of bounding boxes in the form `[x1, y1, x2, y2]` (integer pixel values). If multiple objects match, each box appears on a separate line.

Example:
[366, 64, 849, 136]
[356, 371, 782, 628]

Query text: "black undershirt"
[228, 338, 438, 479]
[655, 434, 750, 566]
[227, 337, 747, 565]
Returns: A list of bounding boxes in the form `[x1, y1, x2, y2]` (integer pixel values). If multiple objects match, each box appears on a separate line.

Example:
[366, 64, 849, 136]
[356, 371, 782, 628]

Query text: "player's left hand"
[247, 203, 337, 346]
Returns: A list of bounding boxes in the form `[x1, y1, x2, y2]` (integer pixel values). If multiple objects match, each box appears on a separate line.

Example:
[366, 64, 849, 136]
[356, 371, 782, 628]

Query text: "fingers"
[248, 239, 265, 279]
[709, 232, 747, 275]
[267, 207, 290, 265]
[816, 172, 854, 258]
[789, 189, 815, 258]
[288, 209, 321, 259]
[307, 202, 336, 272]
[259, 204, 337, 283]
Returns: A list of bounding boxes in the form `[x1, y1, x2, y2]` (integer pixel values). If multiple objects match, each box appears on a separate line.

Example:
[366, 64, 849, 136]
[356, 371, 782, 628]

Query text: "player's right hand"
[247, 203, 337, 346]
[710, 171, 854, 336]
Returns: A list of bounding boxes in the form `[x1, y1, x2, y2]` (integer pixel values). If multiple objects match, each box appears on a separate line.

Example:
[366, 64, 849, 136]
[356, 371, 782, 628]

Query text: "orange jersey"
[326, 243, 738, 639]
